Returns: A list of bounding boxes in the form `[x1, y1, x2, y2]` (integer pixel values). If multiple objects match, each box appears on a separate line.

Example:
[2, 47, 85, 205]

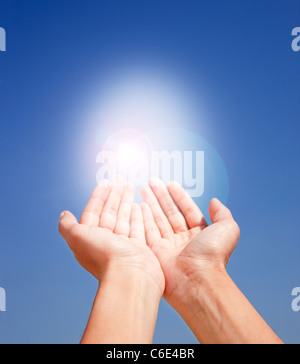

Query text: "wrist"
[102, 260, 164, 300]
[166, 265, 283, 344]
[88, 263, 162, 344]
[165, 259, 228, 314]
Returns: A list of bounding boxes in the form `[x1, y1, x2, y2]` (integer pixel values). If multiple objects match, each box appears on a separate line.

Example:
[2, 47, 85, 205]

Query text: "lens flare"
[117, 143, 139, 168]
[98, 129, 154, 182]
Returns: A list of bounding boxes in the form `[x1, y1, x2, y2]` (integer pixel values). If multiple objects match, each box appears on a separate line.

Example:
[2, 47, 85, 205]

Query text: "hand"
[141, 178, 240, 306]
[59, 176, 165, 296]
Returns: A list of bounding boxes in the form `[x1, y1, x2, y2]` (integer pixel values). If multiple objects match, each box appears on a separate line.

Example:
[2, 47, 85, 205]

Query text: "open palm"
[141, 179, 240, 301]
[59, 177, 165, 293]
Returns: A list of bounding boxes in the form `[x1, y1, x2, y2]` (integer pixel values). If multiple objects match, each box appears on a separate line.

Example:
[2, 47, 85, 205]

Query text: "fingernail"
[149, 177, 164, 187]
[112, 174, 126, 187]
[59, 212, 65, 221]
[170, 181, 182, 188]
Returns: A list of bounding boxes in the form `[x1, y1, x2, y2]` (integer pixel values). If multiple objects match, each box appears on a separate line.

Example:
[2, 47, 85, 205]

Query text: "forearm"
[170, 268, 283, 344]
[81, 267, 162, 344]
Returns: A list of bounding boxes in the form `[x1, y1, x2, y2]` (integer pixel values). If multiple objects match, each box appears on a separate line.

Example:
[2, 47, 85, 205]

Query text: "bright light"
[118, 143, 139, 168]
[97, 129, 154, 183]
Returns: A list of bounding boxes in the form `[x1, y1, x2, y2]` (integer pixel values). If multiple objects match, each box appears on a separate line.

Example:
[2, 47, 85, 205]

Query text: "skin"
[141, 177, 283, 344]
[59, 175, 283, 344]
[59, 176, 165, 344]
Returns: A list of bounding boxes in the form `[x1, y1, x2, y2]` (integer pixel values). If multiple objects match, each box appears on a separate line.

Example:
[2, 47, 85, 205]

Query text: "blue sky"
[0, 0, 299, 343]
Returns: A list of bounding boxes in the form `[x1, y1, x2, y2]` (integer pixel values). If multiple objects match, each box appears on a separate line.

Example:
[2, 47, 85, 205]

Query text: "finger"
[141, 203, 161, 247]
[141, 186, 174, 238]
[209, 198, 240, 240]
[130, 204, 146, 242]
[149, 177, 188, 233]
[168, 182, 208, 229]
[114, 182, 135, 237]
[209, 198, 234, 223]
[99, 175, 125, 231]
[58, 211, 79, 243]
[80, 179, 111, 226]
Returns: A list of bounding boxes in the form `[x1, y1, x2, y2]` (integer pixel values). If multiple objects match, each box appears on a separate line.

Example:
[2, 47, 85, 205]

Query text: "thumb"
[209, 198, 234, 224]
[58, 211, 79, 242]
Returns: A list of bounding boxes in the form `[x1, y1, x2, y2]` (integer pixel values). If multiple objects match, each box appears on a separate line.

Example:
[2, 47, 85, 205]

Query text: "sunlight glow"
[117, 143, 140, 168]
